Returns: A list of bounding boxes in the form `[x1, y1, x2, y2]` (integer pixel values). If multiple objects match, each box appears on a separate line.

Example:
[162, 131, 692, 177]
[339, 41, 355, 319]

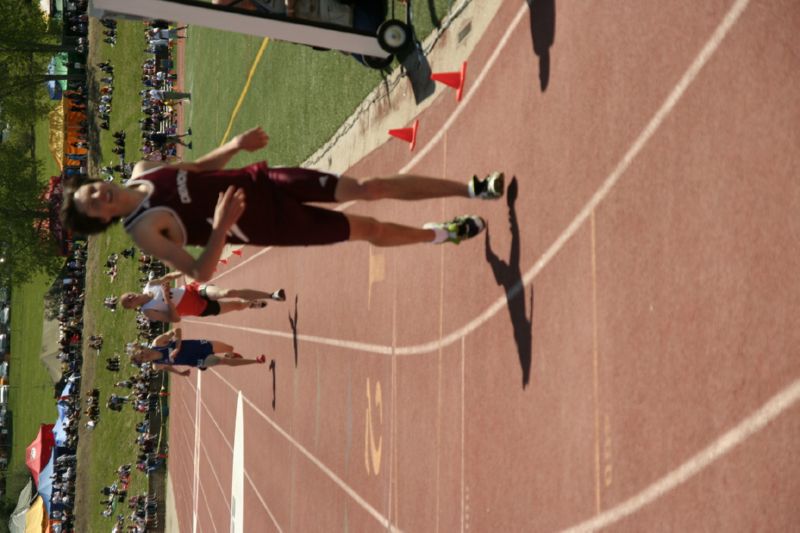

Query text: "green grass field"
[2, 114, 66, 509]
[4, 271, 60, 504]
[6, 0, 458, 526]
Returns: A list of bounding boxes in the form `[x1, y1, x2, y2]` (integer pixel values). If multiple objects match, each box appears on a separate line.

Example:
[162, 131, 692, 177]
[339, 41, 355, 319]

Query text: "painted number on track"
[365, 378, 383, 476]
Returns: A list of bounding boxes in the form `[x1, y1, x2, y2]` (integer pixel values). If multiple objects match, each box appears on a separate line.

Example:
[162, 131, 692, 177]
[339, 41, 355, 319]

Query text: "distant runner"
[129, 328, 266, 376]
[120, 270, 285, 323]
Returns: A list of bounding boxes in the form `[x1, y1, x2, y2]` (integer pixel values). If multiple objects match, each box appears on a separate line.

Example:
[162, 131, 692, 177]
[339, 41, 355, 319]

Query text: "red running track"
[169, 1, 800, 531]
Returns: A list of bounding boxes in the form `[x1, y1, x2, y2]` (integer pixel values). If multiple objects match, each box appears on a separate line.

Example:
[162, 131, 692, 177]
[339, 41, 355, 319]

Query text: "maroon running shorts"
[264, 166, 351, 246]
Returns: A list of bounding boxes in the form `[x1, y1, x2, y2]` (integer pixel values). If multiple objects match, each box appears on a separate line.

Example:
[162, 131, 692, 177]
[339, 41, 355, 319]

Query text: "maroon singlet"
[123, 162, 349, 246]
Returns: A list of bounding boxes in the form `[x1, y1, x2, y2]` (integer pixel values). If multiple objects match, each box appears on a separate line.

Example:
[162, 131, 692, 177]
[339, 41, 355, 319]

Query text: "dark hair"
[60, 176, 120, 235]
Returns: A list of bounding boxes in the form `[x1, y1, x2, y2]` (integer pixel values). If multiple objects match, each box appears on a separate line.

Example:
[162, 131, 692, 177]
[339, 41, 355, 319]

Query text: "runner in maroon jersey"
[61, 126, 504, 282]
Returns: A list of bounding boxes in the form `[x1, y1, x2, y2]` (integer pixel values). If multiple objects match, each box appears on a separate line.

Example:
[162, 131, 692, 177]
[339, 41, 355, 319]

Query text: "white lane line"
[245, 470, 283, 533]
[209, 369, 404, 533]
[194, 381, 283, 530]
[172, 444, 194, 505]
[194, 387, 282, 533]
[200, 440, 232, 510]
[178, 425, 194, 460]
[186, 320, 393, 353]
[192, 371, 202, 533]
[199, 395, 233, 450]
[184, 376, 198, 392]
[231, 392, 245, 533]
[197, 480, 220, 533]
[179, 390, 195, 425]
[460, 336, 466, 533]
[562, 377, 800, 532]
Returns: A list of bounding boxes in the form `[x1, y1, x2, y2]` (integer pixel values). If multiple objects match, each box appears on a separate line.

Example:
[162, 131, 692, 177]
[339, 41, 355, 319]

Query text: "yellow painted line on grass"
[220, 38, 270, 145]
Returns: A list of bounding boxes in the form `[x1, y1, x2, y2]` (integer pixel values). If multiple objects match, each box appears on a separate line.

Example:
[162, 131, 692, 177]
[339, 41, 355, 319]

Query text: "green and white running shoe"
[468, 171, 505, 199]
[424, 215, 486, 244]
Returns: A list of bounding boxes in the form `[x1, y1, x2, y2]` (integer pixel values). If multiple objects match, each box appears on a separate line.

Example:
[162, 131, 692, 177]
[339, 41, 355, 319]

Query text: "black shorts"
[197, 285, 221, 316]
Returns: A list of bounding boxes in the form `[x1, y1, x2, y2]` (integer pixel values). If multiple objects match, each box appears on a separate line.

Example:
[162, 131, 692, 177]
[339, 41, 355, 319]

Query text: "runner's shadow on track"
[485, 178, 534, 388]
[528, 0, 556, 92]
[269, 359, 276, 410]
[289, 294, 299, 368]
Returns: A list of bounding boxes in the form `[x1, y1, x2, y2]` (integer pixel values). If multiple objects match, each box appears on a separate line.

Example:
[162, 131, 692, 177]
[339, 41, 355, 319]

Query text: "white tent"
[8, 479, 35, 533]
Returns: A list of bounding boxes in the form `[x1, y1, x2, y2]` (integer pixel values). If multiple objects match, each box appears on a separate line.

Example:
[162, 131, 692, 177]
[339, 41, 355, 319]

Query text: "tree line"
[0, 0, 80, 285]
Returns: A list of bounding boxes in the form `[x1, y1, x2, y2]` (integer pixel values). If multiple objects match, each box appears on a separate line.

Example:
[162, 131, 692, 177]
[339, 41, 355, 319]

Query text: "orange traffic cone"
[388, 119, 419, 151]
[431, 61, 467, 102]
[232, 249, 243, 256]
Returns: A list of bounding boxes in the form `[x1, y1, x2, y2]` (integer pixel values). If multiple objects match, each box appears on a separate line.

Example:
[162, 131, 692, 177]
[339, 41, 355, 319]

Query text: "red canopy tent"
[26, 424, 55, 486]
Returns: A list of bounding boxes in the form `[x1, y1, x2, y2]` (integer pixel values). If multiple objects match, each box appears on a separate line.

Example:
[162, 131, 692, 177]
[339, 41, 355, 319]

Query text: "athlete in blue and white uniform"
[129, 328, 266, 376]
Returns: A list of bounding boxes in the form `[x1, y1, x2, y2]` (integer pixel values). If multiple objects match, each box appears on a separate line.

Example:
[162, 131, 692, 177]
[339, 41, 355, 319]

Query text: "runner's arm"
[190, 127, 268, 172]
[143, 308, 180, 324]
[131, 160, 165, 178]
[154, 363, 190, 377]
[147, 271, 183, 285]
[160, 282, 181, 322]
[151, 332, 171, 347]
[169, 328, 182, 360]
[167, 127, 268, 173]
[130, 222, 226, 283]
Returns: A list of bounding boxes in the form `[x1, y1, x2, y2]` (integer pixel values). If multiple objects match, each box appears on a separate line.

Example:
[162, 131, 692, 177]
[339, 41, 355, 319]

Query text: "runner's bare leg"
[335, 175, 469, 202]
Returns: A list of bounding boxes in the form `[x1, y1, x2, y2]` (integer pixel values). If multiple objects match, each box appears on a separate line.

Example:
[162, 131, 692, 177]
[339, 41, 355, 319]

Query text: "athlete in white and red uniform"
[120, 270, 286, 323]
[123, 161, 349, 246]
